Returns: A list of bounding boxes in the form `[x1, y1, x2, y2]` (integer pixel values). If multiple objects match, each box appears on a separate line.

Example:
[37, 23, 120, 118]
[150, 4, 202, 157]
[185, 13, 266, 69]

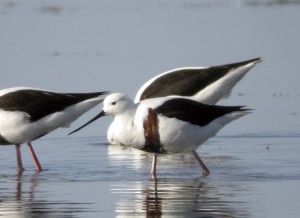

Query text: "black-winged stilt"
[111, 58, 261, 144]
[0, 87, 107, 173]
[69, 58, 261, 176]
[69, 93, 250, 176]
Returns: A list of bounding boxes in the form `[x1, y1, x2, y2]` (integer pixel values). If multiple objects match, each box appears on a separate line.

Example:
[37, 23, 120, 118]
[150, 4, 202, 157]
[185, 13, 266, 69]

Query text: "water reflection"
[0, 135, 299, 217]
[0, 174, 37, 216]
[0, 173, 93, 217]
[107, 144, 249, 218]
[111, 177, 249, 218]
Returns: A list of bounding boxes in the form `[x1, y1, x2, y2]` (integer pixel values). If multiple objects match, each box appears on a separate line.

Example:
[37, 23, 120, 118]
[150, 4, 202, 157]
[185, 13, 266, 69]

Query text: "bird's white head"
[103, 93, 135, 115]
[68, 93, 135, 135]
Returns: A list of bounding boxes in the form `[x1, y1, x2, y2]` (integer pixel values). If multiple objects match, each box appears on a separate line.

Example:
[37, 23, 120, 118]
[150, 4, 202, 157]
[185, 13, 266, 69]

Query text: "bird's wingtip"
[251, 57, 262, 64]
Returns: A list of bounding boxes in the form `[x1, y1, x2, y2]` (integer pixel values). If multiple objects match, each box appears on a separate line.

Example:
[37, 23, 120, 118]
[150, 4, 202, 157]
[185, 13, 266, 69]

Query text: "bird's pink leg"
[192, 150, 210, 176]
[151, 154, 157, 178]
[27, 143, 43, 172]
[15, 145, 25, 174]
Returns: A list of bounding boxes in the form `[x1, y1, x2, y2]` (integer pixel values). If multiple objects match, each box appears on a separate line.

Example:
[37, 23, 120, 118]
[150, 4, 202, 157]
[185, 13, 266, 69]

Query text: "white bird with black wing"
[69, 93, 250, 176]
[0, 87, 107, 173]
[69, 58, 261, 176]
[108, 58, 261, 144]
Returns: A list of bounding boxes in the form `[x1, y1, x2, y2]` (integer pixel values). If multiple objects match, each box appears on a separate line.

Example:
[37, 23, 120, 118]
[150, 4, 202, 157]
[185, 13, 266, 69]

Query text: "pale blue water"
[0, 134, 299, 217]
[1, 0, 300, 217]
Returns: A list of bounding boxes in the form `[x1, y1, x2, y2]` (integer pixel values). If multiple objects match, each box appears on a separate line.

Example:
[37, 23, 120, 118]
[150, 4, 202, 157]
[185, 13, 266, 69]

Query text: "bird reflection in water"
[108, 145, 249, 218]
[0, 172, 92, 217]
[113, 177, 249, 218]
[144, 178, 162, 217]
[0, 173, 38, 217]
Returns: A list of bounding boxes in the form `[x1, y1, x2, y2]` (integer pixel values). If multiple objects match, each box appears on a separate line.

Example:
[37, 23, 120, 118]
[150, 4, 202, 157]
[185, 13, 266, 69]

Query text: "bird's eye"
[112, 101, 116, 105]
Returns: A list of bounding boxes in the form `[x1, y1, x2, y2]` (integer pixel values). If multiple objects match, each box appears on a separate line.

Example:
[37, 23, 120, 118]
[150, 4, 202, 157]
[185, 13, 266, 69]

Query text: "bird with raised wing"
[107, 58, 261, 144]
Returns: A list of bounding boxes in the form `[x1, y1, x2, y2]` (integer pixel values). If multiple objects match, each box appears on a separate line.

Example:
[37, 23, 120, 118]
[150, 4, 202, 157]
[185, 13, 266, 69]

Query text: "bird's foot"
[202, 170, 210, 177]
[36, 168, 43, 173]
[151, 172, 157, 179]
[18, 167, 25, 174]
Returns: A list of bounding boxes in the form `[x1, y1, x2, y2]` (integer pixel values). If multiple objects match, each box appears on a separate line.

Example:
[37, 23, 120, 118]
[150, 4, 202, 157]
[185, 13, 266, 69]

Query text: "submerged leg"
[151, 154, 157, 178]
[15, 145, 25, 174]
[192, 150, 210, 176]
[27, 143, 43, 172]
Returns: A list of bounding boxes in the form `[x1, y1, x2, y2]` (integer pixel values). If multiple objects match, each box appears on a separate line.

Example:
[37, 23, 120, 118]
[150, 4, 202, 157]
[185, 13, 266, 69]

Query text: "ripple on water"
[1, 133, 300, 217]
[111, 177, 251, 218]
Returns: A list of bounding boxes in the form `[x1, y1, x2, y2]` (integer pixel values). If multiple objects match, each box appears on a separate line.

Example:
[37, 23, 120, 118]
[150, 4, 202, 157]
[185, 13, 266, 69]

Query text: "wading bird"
[0, 87, 107, 173]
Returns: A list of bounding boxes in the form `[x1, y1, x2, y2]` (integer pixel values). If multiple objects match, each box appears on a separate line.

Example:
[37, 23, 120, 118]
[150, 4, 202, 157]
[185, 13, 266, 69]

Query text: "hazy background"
[1, 0, 299, 138]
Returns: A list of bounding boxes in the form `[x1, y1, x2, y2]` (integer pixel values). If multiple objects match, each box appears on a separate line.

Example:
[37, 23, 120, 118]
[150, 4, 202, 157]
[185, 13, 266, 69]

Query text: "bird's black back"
[0, 89, 107, 121]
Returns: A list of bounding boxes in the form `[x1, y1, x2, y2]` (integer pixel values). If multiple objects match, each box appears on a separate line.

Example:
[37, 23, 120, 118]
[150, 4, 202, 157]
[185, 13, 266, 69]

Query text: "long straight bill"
[68, 110, 105, 135]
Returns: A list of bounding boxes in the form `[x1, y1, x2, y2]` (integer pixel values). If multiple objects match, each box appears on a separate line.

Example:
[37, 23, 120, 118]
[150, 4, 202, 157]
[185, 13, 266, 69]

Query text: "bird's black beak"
[68, 110, 106, 135]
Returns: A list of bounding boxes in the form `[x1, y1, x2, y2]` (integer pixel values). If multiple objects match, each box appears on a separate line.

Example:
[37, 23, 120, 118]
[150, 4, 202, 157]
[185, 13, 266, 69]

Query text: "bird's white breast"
[0, 110, 33, 144]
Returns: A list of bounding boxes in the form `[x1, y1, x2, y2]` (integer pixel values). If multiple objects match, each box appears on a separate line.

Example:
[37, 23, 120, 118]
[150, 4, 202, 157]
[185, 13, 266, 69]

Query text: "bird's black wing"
[0, 89, 107, 121]
[137, 58, 261, 101]
[154, 98, 248, 127]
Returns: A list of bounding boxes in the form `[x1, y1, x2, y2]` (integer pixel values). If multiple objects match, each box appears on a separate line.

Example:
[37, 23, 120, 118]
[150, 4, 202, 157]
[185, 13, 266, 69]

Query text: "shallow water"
[1, 0, 300, 217]
[0, 134, 299, 217]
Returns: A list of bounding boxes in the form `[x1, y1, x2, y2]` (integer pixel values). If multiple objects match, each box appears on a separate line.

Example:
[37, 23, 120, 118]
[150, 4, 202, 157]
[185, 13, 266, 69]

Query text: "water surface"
[1, 134, 299, 217]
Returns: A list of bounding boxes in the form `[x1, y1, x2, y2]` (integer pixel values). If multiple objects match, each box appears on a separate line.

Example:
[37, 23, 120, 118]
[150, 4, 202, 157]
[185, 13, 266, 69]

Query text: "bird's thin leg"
[151, 154, 157, 178]
[27, 143, 43, 172]
[192, 150, 210, 176]
[15, 145, 25, 174]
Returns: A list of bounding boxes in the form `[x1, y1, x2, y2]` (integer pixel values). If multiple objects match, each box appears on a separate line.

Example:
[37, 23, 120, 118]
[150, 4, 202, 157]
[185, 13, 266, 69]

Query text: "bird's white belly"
[107, 122, 122, 145]
[158, 116, 222, 153]
[0, 110, 36, 144]
[0, 109, 77, 145]
[108, 116, 145, 148]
